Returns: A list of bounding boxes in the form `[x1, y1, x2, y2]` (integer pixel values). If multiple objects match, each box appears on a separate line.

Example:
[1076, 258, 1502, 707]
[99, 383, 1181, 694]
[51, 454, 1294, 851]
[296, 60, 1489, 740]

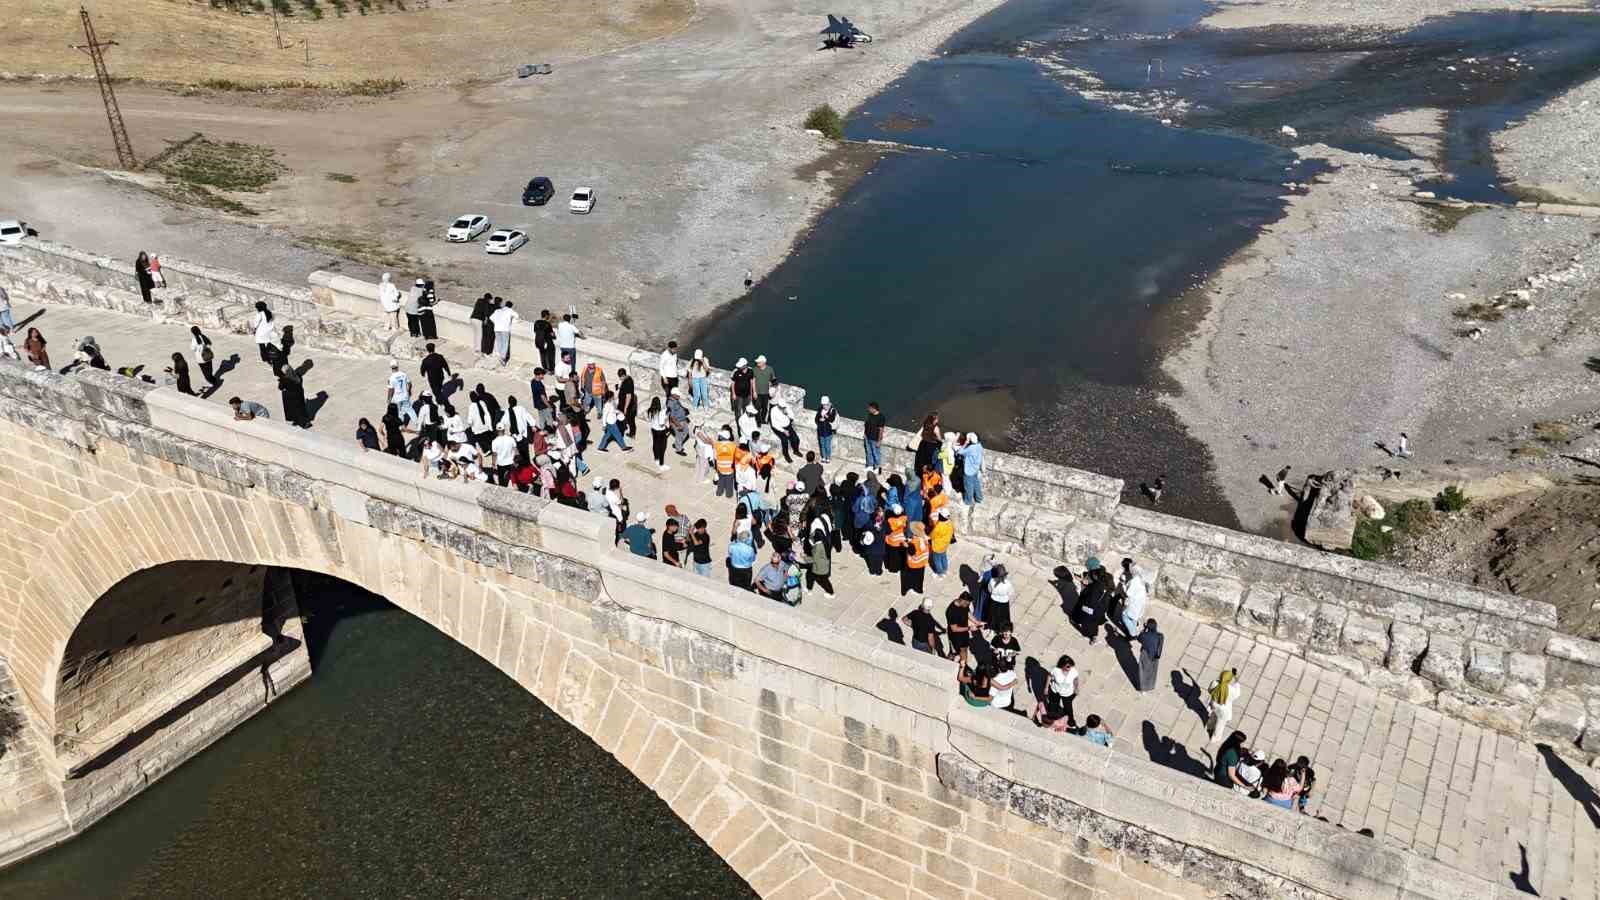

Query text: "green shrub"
[804, 104, 845, 140]
[1434, 485, 1470, 513]
[1350, 519, 1393, 560]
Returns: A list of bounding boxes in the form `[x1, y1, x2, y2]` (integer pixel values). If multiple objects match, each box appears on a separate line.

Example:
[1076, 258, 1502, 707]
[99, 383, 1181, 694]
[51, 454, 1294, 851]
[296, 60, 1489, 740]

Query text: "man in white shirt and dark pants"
[490, 302, 520, 366]
[658, 340, 680, 395]
[557, 314, 581, 371]
[490, 426, 519, 486]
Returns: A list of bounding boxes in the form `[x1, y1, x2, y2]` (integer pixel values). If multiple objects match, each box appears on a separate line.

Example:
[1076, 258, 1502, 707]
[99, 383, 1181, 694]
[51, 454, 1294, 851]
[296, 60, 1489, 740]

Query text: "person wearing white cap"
[959, 431, 985, 506]
[769, 399, 798, 463]
[404, 278, 425, 337]
[689, 349, 711, 408]
[622, 511, 656, 559]
[753, 354, 777, 424]
[666, 387, 693, 455]
[814, 395, 837, 462]
[378, 273, 402, 331]
[489, 300, 520, 366]
[730, 356, 755, 417]
[385, 359, 418, 429]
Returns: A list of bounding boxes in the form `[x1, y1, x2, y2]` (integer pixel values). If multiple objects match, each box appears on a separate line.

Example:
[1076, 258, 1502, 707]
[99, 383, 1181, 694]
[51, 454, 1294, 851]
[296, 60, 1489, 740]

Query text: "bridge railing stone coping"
[0, 359, 1559, 899]
[5, 239, 318, 318]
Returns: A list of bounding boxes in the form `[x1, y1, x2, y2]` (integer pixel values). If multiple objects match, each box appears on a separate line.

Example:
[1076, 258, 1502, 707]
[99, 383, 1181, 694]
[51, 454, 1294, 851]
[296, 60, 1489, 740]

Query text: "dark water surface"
[693, 0, 1600, 527]
[0, 576, 753, 900]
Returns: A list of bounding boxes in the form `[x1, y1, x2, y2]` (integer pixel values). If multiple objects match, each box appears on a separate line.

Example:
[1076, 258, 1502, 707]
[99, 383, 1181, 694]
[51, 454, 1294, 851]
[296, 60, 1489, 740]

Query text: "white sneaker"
[822, 590, 835, 598]
[658, 463, 669, 472]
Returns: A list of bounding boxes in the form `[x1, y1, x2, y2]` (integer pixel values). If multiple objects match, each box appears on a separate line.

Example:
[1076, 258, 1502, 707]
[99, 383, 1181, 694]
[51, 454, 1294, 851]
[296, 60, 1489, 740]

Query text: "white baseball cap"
[820, 395, 831, 406]
[736, 357, 748, 366]
[635, 511, 649, 523]
[693, 349, 704, 360]
[756, 354, 767, 363]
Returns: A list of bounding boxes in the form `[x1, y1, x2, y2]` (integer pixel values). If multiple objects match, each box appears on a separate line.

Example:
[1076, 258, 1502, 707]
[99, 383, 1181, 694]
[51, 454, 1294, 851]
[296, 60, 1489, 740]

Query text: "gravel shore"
[1162, 141, 1600, 534]
[1495, 72, 1600, 204]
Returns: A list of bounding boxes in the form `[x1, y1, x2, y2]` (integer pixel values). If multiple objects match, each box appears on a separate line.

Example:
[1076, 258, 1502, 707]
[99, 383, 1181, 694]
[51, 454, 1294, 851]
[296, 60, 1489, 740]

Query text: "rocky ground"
[0, 0, 1004, 347]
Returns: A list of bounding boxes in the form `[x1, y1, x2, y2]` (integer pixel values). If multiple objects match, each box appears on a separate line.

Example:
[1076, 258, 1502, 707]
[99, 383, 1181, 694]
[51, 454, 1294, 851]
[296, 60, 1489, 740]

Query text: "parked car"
[484, 229, 528, 255]
[522, 177, 555, 206]
[569, 187, 595, 215]
[446, 214, 490, 242]
[0, 220, 29, 245]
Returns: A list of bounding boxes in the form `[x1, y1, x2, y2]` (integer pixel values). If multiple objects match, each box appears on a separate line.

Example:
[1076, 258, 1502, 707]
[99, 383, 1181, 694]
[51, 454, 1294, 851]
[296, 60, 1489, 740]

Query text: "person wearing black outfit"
[914, 412, 942, 476]
[419, 343, 452, 401]
[945, 592, 977, 668]
[168, 352, 195, 396]
[618, 369, 638, 438]
[901, 601, 945, 657]
[190, 326, 220, 391]
[1073, 564, 1114, 645]
[135, 251, 154, 303]
[730, 358, 755, 416]
[990, 628, 1021, 673]
[278, 365, 309, 428]
[382, 403, 406, 455]
[470, 294, 496, 357]
[863, 401, 887, 471]
[534, 309, 556, 373]
[1136, 619, 1164, 692]
[418, 280, 439, 339]
[470, 384, 502, 439]
[876, 608, 905, 645]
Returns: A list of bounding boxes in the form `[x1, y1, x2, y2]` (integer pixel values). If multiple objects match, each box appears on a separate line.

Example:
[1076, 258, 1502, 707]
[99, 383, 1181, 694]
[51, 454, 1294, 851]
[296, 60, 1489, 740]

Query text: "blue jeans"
[691, 376, 709, 408]
[494, 331, 511, 363]
[597, 424, 627, 451]
[864, 439, 881, 469]
[574, 453, 589, 475]
[0, 308, 12, 331]
[692, 560, 713, 578]
[1120, 611, 1138, 637]
[396, 397, 417, 426]
[819, 434, 833, 461]
[930, 551, 948, 575]
[965, 470, 983, 505]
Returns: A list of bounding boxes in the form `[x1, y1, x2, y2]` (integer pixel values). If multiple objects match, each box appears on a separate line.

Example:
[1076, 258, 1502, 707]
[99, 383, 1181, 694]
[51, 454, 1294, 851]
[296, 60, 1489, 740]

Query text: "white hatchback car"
[569, 187, 595, 214]
[0, 220, 28, 245]
[446, 214, 490, 242]
[484, 229, 528, 255]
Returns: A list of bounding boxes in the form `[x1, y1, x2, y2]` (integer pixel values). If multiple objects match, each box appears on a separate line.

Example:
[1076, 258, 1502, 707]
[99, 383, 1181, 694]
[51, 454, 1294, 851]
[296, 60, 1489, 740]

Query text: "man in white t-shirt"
[386, 360, 417, 427]
[490, 302, 520, 366]
[490, 426, 518, 485]
[1117, 558, 1149, 639]
[556, 314, 580, 369]
[658, 340, 680, 394]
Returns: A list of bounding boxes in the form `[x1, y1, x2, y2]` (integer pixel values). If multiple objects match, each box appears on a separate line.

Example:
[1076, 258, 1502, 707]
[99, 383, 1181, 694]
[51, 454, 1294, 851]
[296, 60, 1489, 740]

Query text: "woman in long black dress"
[134, 251, 154, 304]
[169, 352, 195, 396]
[382, 403, 406, 456]
[278, 365, 309, 427]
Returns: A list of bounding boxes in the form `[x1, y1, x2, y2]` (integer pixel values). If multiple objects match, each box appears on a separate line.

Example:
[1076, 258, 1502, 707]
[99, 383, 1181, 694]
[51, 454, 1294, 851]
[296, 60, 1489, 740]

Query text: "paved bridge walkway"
[11, 298, 1597, 899]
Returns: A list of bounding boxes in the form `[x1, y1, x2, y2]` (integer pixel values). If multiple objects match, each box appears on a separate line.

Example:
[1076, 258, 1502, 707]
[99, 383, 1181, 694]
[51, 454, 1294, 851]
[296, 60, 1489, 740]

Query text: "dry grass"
[8, 0, 694, 88]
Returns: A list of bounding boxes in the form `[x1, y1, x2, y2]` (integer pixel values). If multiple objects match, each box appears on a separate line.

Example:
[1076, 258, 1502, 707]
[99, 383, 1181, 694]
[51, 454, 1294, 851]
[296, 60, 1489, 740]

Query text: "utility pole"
[72, 5, 138, 170]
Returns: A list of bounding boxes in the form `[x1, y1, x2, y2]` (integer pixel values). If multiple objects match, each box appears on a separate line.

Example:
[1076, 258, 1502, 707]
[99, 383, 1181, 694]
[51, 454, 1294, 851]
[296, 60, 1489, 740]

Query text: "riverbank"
[1201, 0, 1589, 30]
[0, 0, 1006, 346]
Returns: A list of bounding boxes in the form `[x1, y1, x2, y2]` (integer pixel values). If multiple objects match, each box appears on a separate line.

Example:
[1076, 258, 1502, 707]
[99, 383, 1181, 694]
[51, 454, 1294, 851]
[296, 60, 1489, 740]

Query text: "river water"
[0, 575, 754, 900]
[695, 0, 1600, 528]
[8, 3, 1600, 895]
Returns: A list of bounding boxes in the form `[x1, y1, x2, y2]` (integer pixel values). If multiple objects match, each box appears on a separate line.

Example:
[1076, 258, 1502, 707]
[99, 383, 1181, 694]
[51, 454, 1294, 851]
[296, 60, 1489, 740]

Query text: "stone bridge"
[0, 240, 1596, 899]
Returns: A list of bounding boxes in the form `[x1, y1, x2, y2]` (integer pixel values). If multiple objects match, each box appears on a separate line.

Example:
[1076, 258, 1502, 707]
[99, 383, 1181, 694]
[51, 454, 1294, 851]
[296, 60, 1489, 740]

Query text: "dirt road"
[0, 0, 1001, 344]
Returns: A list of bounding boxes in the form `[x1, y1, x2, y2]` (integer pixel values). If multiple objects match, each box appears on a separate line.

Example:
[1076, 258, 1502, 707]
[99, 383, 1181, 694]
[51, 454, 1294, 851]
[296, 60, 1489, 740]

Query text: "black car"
[521, 177, 554, 206]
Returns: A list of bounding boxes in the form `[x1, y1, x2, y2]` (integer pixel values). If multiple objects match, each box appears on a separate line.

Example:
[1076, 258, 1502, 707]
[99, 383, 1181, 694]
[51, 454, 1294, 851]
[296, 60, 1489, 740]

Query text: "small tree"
[804, 104, 845, 140]
[1434, 485, 1470, 513]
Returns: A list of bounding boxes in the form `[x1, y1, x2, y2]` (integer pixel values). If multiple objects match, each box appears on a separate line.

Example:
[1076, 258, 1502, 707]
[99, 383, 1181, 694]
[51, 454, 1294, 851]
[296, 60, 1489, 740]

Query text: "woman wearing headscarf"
[382, 403, 406, 456]
[168, 352, 195, 396]
[278, 363, 309, 427]
[378, 273, 402, 331]
[23, 327, 48, 369]
[1206, 667, 1241, 743]
[469, 293, 496, 356]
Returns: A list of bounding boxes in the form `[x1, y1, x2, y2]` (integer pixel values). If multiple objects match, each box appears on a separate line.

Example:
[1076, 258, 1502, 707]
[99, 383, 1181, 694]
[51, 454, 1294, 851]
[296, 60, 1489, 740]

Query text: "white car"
[569, 187, 595, 214]
[0, 220, 28, 245]
[446, 214, 490, 242]
[484, 228, 528, 255]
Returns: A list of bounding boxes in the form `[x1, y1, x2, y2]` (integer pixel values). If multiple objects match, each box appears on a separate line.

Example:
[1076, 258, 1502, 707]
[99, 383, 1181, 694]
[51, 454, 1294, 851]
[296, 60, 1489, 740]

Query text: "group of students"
[1214, 730, 1319, 813]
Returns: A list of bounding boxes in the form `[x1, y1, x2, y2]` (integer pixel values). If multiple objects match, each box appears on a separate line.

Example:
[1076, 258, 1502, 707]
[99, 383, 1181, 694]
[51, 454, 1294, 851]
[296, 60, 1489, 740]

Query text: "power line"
[72, 5, 138, 170]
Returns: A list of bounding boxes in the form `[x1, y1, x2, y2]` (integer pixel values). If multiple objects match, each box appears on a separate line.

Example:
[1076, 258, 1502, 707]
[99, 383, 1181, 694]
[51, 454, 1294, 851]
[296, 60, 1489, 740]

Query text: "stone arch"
[10, 475, 843, 897]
